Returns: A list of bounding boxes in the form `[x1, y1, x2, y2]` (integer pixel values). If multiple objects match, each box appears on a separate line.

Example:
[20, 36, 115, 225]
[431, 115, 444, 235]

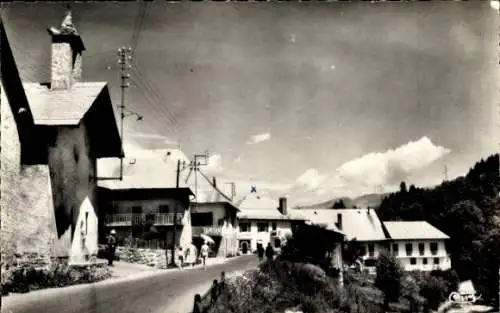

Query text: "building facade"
[237, 196, 305, 253]
[99, 187, 193, 250]
[1, 12, 122, 266]
[183, 171, 239, 258]
[384, 221, 451, 271]
[98, 153, 194, 251]
[300, 208, 388, 270]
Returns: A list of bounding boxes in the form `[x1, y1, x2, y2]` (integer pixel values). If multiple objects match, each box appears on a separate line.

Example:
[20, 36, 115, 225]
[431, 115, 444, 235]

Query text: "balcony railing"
[105, 213, 184, 227]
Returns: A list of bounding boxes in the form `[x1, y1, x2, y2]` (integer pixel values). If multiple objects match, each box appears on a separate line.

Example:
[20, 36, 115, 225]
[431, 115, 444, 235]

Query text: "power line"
[129, 61, 179, 136]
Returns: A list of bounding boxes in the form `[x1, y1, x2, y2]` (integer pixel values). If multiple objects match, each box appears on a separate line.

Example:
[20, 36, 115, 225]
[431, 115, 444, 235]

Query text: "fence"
[192, 271, 226, 313]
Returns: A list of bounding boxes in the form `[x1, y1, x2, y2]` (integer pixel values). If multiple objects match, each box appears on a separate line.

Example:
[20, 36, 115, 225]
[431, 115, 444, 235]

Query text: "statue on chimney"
[47, 10, 79, 36]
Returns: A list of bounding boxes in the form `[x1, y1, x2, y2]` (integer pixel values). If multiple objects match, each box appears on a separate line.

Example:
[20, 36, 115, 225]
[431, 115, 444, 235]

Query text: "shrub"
[1, 262, 111, 295]
[375, 251, 403, 307]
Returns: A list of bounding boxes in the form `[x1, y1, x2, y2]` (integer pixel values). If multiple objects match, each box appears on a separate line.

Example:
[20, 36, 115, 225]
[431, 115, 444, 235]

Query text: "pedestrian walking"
[106, 229, 117, 266]
[265, 242, 274, 262]
[200, 241, 209, 270]
[177, 246, 184, 270]
[257, 244, 264, 263]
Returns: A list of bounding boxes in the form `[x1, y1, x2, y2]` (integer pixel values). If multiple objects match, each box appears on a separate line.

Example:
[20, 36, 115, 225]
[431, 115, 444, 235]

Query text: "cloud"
[296, 168, 327, 191]
[247, 133, 271, 145]
[287, 136, 451, 205]
[336, 136, 450, 191]
[129, 131, 178, 146]
[205, 154, 224, 173]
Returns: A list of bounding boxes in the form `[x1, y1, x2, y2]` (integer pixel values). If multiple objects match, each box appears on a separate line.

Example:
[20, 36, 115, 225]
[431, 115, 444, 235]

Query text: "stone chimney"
[47, 11, 85, 90]
[278, 197, 288, 216]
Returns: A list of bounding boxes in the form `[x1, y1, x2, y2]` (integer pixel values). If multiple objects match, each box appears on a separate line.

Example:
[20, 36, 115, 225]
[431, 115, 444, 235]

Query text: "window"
[191, 212, 213, 226]
[410, 258, 417, 265]
[433, 258, 440, 265]
[274, 238, 281, 248]
[132, 206, 142, 214]
[368, 243, 375, 257]
[239, 222, 250, 232]
[272, 222, 277, 231]
[423, 258, 428, 265]
[159, 205, 170, 213]
[418, 243, 425, 256]
[218, 218, 224, 226]
[430, 242, 438, 255]
[257, 222, 269, 232]
[405, 243, 413, 256]
[392, 244, 399, 256]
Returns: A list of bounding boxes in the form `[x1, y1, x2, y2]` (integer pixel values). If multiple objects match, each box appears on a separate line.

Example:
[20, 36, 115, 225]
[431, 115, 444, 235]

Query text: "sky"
[1, 1, 499, 206]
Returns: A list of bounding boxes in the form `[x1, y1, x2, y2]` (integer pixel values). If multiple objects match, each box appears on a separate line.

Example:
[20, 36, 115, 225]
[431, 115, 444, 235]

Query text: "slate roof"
[237, 193, 279, 210]
[237, 208, 306, 221]
[383, 221, 450, 240]
[23, 82, 107, 125]
[299, 208, 387, 241]
[236, 193, 306, 221]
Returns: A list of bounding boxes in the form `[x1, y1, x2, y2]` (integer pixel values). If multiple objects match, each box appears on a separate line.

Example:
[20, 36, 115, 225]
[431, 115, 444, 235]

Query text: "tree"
[400, 181, 407, 193]
[332, 199, 346, 209]
[375, 250, 403, 309]
[342, 239, 363, 266]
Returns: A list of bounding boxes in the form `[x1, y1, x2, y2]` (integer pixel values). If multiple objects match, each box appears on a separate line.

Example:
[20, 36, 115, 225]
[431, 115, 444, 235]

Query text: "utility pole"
[192, 151, 210, 206]
[444, 165, 449, 181]
[176, 159, 181, 188]
[117, 46, 132, 180]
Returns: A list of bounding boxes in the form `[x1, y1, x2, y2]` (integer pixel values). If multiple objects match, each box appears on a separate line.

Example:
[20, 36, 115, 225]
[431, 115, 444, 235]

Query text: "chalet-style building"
[98, 150, 194, 251]
[300, 207, 452, 272]
[384, 221, 451, 271]
[0, 12, 122, 266]
[236, 195, 306, 254]
[300, 208, 388, 271]
[180, 168, 240, 258]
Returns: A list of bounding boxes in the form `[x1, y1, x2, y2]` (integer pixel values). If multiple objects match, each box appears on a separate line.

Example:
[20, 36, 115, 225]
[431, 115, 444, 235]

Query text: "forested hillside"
[377, 154, 500, 306]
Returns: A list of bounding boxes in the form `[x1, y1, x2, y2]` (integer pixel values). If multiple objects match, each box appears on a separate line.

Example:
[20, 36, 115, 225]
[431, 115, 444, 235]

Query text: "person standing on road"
[106, 229, 117, 266]
[177, 246, 184, 270]
[200, 241, 209, 270]
[265, 242, 275, 262]
[257, 244, 264, 263]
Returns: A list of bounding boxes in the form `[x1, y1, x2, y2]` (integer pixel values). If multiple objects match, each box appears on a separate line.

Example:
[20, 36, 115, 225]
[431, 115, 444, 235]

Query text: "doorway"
[241, 241, 249, 254]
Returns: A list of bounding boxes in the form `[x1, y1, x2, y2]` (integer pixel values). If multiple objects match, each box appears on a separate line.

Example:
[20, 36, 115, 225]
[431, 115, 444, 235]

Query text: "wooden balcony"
[104, 213, 184, 227]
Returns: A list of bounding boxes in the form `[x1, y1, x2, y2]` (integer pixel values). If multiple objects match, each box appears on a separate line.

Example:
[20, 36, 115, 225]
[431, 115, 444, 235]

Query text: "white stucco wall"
[237, 219, 293, 252]
[390, 239, 451, 271]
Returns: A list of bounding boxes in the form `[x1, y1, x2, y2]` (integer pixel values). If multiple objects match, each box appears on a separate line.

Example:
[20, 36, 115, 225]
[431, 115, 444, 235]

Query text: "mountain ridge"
[294, 193, 388, 210]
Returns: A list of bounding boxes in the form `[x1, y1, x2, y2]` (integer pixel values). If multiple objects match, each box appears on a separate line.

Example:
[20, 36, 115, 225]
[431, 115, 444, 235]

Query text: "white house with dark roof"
[236, 195, 306, 253]
[383, 221, 451, 271]
[1, 12, 122, 266]
[179, 168, 240, 258]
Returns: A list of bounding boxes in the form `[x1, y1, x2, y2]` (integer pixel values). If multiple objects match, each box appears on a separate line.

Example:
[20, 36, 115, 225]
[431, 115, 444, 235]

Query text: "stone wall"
[50, 43, 73, 90]
[111, 246, 172, 269]
[1, 84, 58, 267]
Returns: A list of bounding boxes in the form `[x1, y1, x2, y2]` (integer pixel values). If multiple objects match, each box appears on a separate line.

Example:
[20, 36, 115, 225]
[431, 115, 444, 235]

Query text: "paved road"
[1, 255, 258, 313]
